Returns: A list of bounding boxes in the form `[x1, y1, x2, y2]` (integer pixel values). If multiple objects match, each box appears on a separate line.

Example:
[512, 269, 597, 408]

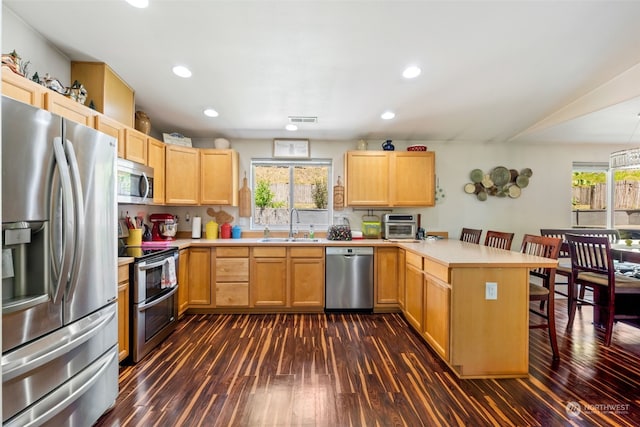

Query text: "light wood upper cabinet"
[390, 152, 435, 206]
[345, 151, 435, 207]
[95, 114, 126, 158]
[2, 69, 45, 108]
[123, 128, 147, 164]
[165, 145, 200, 205]
[71, 61, 135, 127]
[200, 149, 239, 206]
[346, 151, 389, 206]
[147, 137, 166, 204]
[44, 91, 96, 127]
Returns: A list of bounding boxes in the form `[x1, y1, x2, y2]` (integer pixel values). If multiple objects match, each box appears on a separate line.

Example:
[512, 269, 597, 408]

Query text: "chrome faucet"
[289, 208, 300, 238]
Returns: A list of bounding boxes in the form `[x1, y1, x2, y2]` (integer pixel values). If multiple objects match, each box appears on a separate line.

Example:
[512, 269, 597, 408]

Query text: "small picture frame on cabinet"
[273, 139, 309, 158]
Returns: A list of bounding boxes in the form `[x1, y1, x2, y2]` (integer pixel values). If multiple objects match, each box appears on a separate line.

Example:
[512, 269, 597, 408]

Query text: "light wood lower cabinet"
[178, 249, 189, 316]
[397, 249, 406, 309]
[117, 264, 130, 362]
[404, 252, 424, 331]
[188, 247, 212, 306]
[251, 247, 287, 306]
[289, 247, 324, 308]
[375, 247, 398, 307]
[216, 247, 249, 307]
[423, 274, 450, 359]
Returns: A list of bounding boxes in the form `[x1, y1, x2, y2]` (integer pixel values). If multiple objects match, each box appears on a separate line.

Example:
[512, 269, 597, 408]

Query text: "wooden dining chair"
[484, 230, 514, 250]
[565, 234, 640, 346]
[521, 234, 562, 360]
[460, 227, 482, 244]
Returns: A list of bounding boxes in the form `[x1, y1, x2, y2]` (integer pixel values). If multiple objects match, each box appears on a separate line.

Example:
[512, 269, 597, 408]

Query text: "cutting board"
[333, 176, 344, 211]
[239, 173, 251, 217]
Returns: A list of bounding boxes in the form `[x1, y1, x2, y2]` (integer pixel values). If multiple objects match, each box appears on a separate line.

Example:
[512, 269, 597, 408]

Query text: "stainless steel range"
[119, 245, 179, 363]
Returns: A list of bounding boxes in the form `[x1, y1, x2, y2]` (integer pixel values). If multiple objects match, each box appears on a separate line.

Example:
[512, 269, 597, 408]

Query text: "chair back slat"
[520, 234, 562, 281]
[484, 230, 514, 250]
[460, 228, 482, 244]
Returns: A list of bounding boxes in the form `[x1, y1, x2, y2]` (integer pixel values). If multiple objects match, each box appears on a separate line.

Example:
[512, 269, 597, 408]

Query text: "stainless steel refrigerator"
[1, 96, 119, 426]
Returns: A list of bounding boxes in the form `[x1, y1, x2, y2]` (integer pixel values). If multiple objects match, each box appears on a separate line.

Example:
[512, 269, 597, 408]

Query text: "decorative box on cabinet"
[251, 247, 287, 307]
[165, 145, 200, 205]
[70, 61, 135, 127]
[2, 68, 45, 107]
[200, 149, 239, 206]
[117, 264, 130, 362]
[289, 247, 325, 308]
[216, 247, 250, 307]
[147, 137, 166, 204]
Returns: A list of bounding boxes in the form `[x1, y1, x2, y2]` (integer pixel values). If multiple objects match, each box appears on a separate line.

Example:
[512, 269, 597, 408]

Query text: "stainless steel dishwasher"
[325, 247, 374, 311]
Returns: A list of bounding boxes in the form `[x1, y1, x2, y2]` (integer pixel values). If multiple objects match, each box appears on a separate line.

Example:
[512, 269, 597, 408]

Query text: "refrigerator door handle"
[3, 347, 117, 427]
[63, 140, 85, 301]
[51, 137, 74, 304]
[1, 306, 116, 381]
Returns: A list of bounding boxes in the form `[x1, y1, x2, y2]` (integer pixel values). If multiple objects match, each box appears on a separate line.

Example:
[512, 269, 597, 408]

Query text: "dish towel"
[161, 256, 177, 289]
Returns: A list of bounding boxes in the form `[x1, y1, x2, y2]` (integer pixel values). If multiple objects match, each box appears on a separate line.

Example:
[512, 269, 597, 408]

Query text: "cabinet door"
[200, 149, 239, 205]
[404, 263, 424, 331]
[147, 137, 166, 204]
[188, 248, 211, 306]
[251, 258, 287, 306]
[375, 247, 398, 306]
[124, 128, 148, 164]
[2, 69, 45, 107]
[95, 114, 126, 158]
[345, 151, 389, 206]
[165, 145, 200, 205]
[178, 249, 189, 315]
[44, 91, 95, 126]
[397, 249, 406, 309]
[424, 275, 450, 359]
[117, 265, 129, 362]
[390, 152, 435, 206]
[290, 258, 324, 307]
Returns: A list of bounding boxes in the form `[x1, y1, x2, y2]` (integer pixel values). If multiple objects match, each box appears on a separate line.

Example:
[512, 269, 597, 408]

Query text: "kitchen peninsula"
[120, 237, 556, 379]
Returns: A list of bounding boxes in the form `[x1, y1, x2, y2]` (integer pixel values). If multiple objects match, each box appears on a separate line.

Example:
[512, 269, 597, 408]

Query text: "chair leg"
[567, 281, 578, 329]
[547, 295, 559, 360]
[578, 284, 585, 311]
[603, 295, 615, 347]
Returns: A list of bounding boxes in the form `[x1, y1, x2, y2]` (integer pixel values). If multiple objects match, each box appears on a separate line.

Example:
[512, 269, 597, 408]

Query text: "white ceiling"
[6, 0, 640, 145]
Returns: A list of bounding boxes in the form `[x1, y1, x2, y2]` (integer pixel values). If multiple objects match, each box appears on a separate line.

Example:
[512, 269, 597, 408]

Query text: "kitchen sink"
[257, 237, 321, 243]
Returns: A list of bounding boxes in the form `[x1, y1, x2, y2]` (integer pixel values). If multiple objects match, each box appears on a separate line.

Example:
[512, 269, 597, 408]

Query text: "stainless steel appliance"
[120, 246, 179, 362]
[382, 213, 418, 239]
[325, 247, 374, 310]
[1, 96, 118, 426]
[117, 158, 154, 204]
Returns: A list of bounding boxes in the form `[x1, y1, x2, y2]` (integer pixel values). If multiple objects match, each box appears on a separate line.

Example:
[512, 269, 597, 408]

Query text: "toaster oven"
[382, 214, 417, 239]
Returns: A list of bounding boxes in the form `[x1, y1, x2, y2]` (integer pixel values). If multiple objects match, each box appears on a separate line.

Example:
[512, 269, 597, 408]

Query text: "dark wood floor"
[95, 299, 640, 427]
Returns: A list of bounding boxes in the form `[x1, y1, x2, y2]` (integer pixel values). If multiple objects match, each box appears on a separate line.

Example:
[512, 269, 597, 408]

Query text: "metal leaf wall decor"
[464, 167, 532, 201]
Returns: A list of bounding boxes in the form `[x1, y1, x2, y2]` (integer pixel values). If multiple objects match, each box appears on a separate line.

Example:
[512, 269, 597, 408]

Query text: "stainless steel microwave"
[117, 158, 154, 204]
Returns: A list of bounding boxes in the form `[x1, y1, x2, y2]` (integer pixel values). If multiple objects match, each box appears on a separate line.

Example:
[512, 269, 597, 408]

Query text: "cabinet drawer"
[118, 264, 129, 283]
[406, 251, 423, 269]
[252, 247, 286, 258]
[216, 258, 249, 282]
[424, 259, 450, 283]
[216, 282, 249, 306]
[216, 247, 249, 257]
[290, 247, 324, 258]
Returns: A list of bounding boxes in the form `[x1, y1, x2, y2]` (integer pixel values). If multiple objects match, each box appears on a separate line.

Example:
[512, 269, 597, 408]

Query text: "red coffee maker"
[150, 213, 178, 241]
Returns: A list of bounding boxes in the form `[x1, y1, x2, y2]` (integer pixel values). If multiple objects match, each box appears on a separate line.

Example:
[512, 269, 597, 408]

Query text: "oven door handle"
[138, 257, 170, 271]
[137, 286, 177, 311]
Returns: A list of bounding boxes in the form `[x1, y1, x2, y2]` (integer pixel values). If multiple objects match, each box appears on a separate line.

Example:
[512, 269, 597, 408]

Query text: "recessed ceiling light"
[285, 124, 298, 131]
[203, 108, 219, 117]
[125, 0, 149, 8]
[402, 65, 421, 79]
[381, 111, 396, 120]
[172, 65, 192, 78]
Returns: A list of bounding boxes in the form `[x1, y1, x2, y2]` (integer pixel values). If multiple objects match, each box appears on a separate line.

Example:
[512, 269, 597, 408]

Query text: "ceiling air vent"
[288, 116, 318, 124]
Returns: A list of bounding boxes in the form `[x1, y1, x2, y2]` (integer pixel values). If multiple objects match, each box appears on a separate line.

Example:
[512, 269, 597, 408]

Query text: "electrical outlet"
[486, 282, 498, 300]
